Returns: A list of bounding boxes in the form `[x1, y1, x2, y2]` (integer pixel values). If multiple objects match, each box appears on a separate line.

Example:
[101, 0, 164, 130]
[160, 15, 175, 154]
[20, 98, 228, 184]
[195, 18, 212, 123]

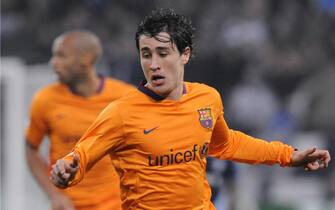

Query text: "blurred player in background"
[25, 30, 134, 210]
[50, 9, 330, 210]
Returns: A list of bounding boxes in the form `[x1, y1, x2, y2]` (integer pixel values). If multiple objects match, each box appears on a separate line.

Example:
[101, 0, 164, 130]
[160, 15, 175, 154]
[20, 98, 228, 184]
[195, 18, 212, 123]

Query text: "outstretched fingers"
[304, 161, 319, 171]
[314, 150, 331, 168]
[303, 149, 331, 171]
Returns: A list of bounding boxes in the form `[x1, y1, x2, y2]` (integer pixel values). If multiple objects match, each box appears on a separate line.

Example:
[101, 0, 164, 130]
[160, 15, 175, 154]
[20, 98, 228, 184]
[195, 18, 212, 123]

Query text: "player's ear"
[181, 47, 191, 65]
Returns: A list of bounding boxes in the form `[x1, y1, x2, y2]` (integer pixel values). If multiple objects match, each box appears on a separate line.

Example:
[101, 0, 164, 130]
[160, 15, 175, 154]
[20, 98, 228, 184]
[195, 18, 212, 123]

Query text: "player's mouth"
[151, 75, 165, 86]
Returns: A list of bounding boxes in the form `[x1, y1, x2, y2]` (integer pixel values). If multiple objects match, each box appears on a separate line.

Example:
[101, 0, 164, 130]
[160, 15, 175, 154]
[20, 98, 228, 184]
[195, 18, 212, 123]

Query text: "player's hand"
[50, 153, 79, 188]
[291, 148, 331, 171]
[50, 191, 75, 210]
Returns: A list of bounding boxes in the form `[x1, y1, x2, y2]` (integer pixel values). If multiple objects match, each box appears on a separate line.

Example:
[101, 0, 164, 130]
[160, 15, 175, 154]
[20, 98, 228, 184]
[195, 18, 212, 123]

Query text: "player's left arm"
[208, 88, 331, 169]
[209, 114, 331, 169]
[209, 115, 292, 166]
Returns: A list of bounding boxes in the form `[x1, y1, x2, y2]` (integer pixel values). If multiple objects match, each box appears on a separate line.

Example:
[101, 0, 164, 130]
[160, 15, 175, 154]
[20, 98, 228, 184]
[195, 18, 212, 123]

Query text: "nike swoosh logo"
[143, 126, 159, 135]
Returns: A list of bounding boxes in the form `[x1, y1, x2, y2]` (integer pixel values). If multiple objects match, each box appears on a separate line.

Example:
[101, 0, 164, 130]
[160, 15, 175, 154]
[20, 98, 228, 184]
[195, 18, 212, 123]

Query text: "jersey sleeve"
[64, 102, 125, 186]
[25, 92, 48, 148]
[208, 90, 294, 167]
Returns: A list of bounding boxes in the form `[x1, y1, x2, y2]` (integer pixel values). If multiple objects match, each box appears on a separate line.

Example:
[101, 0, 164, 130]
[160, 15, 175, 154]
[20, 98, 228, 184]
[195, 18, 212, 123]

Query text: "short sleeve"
[25, 92, 48, 148]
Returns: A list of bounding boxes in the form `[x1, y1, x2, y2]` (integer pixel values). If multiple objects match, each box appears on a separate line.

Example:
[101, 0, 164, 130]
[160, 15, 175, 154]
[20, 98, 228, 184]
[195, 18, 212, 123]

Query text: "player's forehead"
[52, 36, 75, 53]
[139, 32, 175, 51]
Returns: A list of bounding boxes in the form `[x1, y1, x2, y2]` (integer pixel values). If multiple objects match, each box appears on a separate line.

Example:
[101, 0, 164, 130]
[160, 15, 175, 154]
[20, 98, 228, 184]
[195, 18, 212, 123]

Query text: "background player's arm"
[25, 141, 75, 210]
[26, 92, 75, 210]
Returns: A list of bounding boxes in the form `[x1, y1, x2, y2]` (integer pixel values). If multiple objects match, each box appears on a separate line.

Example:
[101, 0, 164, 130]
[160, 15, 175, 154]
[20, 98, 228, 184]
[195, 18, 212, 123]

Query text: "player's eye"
[141, 52, 151, 58]
[53, 51, 66, 59]
[158, 50, 169, 57]
[159, 52, 168, 57]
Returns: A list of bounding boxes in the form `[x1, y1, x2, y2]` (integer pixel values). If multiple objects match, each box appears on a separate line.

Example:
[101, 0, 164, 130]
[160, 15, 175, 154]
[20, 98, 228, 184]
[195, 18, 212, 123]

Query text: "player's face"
[139, 32, 190, 99]
[50, 37, 84, 85]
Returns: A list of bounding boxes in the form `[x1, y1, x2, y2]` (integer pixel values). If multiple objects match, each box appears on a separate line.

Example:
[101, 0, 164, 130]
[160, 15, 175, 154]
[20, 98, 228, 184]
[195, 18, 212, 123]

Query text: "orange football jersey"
[66, 81, 294, 210]
[26, 77, 134, 209]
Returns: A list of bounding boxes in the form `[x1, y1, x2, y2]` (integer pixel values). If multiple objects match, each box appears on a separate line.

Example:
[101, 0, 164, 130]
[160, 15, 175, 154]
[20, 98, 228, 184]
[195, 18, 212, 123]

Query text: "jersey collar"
[137, 80, 187, 101]
[96, 74, 105, 94]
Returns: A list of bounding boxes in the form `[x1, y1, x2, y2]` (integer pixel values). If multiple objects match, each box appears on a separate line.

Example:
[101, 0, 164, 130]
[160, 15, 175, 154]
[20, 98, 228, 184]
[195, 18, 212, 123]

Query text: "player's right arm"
[51, 102, 125, 188]
[26, 91, 75, 210]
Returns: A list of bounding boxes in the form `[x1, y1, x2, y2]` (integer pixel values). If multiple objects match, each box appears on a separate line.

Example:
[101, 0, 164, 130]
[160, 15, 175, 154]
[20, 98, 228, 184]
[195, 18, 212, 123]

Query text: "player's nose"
[150, 56, 160, 71]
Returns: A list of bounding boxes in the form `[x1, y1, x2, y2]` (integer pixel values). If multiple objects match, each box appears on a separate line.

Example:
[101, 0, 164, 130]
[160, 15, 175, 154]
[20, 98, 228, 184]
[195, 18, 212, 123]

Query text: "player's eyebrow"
[156, 46, 170, 51]
[140, 47, 150, 52]
[140, 46, 171, 53]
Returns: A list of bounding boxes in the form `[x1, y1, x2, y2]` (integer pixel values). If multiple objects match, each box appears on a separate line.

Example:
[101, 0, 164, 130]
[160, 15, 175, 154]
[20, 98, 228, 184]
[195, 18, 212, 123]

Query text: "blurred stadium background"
[1, 0, 335, 210]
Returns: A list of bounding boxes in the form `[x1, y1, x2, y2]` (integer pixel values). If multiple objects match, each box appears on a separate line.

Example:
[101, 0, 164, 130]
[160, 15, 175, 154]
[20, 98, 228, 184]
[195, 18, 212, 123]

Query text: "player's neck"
[165, 72, 185, 100]
[68, 70, 101, 97]
[165, 82, 184, 101]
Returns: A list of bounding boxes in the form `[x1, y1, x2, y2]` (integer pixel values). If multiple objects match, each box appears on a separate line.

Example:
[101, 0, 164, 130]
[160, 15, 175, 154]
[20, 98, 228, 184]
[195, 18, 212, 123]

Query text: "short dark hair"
[135, 8, 195, 56]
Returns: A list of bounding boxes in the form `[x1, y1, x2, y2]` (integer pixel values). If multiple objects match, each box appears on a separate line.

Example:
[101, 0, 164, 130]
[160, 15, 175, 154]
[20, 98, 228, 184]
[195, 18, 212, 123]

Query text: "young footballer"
[50, 10, 330, 210]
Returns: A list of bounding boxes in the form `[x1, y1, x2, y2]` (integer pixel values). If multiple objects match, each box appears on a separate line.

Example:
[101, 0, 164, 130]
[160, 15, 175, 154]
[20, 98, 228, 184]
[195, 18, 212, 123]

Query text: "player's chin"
[153, 85, 171, 96]
[59, 78, 73, 86]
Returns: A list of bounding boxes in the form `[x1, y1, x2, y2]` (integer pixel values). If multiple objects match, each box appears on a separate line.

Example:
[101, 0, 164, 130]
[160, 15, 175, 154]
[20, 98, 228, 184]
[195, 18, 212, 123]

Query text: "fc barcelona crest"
[198, 108, 213, 129]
